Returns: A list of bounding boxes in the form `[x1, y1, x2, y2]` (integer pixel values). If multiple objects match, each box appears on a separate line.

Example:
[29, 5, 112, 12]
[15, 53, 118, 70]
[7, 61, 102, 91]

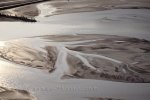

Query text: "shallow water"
[0, 58, 150, 100]
[36, 2, 57, 18]
[0, 2, 150, 100]
[0, 9, 150, 41]
[0, 34, 150, 100]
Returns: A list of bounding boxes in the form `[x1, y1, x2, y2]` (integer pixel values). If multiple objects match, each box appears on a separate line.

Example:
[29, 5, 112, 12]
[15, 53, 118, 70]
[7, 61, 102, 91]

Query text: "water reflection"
[36, 2, 57, 19]
[0, 41, 5, 47]
[0, 9, 150, 41]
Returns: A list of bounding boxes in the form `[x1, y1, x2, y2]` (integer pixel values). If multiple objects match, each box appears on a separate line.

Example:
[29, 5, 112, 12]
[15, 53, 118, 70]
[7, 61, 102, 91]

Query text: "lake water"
[0, 2, 150, 100]
[0, 9, 150, 41]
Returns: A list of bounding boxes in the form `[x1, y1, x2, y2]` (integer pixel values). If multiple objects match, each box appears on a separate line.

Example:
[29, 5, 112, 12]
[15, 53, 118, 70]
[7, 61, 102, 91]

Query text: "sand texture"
[0, 34, 149, 83]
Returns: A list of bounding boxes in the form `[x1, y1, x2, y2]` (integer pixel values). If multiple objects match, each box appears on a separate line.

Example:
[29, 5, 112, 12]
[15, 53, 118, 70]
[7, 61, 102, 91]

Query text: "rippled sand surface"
[0, 34, 150, 82]
[0, 0, 150, 100]
[2, 0, 150, 18]
[0, 34, 150, 100]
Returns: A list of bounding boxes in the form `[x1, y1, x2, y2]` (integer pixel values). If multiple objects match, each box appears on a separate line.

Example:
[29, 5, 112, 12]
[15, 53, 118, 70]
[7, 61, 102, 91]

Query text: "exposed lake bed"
[0, 34, 150, 100]
[0, 0, 150, 100]
[1, 34, 150, 82]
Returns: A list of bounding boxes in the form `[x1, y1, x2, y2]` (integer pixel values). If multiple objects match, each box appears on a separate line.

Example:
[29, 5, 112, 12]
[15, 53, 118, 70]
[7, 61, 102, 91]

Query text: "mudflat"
[0, 0, 150, 100]
[0, 86, 36, 100]
[0, 34, 149, 83]
[1, 0, 150, 18]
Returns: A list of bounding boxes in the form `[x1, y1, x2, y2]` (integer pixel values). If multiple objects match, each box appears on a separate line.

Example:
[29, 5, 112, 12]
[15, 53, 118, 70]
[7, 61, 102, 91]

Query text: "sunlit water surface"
[0, 3, 150, 100]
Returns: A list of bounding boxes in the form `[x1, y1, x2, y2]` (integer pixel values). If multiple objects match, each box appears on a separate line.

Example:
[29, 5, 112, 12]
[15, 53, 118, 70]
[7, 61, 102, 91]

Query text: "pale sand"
[0, 86, 36, 100]
[1, 4, 39, 17]
[0, 87, 121, 100]
[1, 0, 150, 18]
[0, 34, 149, 83]
[0, 0, 150, 99]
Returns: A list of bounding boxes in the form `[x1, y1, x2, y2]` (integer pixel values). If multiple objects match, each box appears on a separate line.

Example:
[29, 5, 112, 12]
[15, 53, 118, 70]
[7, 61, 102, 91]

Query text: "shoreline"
[1, 0, 150, 20]
[0, 0, 150, 100]
[0, 34, 149, 83]
[0, 0, 50, 10]
[0, 42, 150, 100]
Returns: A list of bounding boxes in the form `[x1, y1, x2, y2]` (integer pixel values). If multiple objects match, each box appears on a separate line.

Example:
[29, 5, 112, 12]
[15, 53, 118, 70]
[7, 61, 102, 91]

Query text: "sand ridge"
[0, 34, 149, 83]
[0, 86, 36, 100]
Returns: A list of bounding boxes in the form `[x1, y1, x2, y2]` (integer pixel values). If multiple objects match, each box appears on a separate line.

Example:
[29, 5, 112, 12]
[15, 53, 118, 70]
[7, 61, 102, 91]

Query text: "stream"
[0, 1, 150, 100]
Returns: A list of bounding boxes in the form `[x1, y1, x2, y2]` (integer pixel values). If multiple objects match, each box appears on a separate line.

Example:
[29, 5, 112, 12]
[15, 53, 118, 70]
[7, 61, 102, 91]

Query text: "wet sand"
[1, 87, 120, 100]
[0, 56, 150, 100]
[0, 9, 150, 41]
[0, 0, 46, 21]
[0, 86, 36, 100]
[0, 87, 120, 100]
[0, 34, 150, 100]
[46, 0, 150, 17]
[0, 0, 150, 100]
[1, 0, 150, 18]
[1, 4, 39, 17]
[0, 34, 149, 83]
